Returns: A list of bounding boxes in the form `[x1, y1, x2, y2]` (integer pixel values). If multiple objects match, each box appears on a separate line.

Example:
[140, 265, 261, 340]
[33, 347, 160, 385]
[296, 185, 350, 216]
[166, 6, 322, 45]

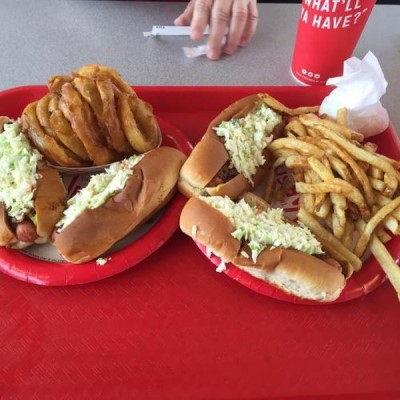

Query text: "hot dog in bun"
[53, 146, 186, 264]
[180, 193, 346, 302]
[0, 119, 67, 248]
[178, 94, 286, 199]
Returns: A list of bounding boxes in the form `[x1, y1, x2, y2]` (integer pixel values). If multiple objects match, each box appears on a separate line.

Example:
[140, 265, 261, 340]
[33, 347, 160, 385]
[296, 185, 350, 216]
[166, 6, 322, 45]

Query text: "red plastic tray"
[1, 86, 400, 400]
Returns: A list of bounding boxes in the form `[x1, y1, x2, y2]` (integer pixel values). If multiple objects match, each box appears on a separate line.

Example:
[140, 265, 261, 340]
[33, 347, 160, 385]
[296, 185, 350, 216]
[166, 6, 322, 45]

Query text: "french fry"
[327, 155, 353, 182]
[269, 138, 325, 158]
[285, 155, 309, 169]
[358, 161, 370, 172]
[384, 215, 400, 235]
[321, 139, 375, 207]
[342, 219, 354, 250]
[380, 154, 400, 169]
[361, 215, 393, 244]
[364, 141, 378, 153]
[284, 118, 308, 137]
[306, 127, 323, 138]
[272, 148, 300, 159]
[313, 194, 327, 212]
[370, 236, 400, 300]
[377, 229, 392, 244]
[383, 172, 398, 197]
[259, 93, 294, 116]
[376, 193, 400, 220]
[299, 112, 364, 142]
[259, 93, 319, 116]
[273, 157, 286, 169]
[356, 220, 400, 300]
[300, 119, 400, 180]
[307, 157, 347, 239]
[315, 195, 332, 219]
[331, 196, 347, 240]
[307, 168, 325, 210]
[336, 107, 348, 126]
[295, 181, 344, 195]
[291, 106, 320, 116]
[286, 132, 297, 139]
[381, 210, 400, 238]
[302, 170, 315, 214]
[298, 208, 362, 272]
[298, 136, 374, 204]
[364, 142, 386, 180]
[369, 166, 384, 180]
[298, 135, 327, 149]
[307, 156, 332, 180]
[369, 177, 387, 192]
[354, 196, 400, 258]
[296, 178, 370, 220]
[306, 167, 322, 183]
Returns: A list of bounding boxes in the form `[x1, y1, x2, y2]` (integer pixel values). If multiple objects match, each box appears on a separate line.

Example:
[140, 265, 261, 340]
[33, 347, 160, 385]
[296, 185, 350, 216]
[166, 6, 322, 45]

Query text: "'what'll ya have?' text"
[301, 0, 370, 29]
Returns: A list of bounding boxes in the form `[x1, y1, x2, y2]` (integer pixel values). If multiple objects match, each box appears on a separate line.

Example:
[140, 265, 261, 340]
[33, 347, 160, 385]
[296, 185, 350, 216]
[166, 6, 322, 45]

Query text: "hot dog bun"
[0, 120, 67, 249]
[35, 165, 68, 239]
[0, 163, 66, 249]
[52, 146, 186, 264]
[178, 94, 285, 199]
[180, 196, 346, 302]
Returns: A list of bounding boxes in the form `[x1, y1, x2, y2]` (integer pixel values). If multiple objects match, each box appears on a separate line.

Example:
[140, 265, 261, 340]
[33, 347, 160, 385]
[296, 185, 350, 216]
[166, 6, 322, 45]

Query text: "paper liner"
[0, 86, 192, 286]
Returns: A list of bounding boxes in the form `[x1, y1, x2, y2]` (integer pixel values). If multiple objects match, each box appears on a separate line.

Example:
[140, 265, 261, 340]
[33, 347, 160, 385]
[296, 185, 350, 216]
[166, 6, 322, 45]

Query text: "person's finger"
[191, 0, 213, 41]
[174, 0, 195, 26]
[224, 0, 249, 55]
[207, 0, 232, 60]
[239, 0, 258, 47]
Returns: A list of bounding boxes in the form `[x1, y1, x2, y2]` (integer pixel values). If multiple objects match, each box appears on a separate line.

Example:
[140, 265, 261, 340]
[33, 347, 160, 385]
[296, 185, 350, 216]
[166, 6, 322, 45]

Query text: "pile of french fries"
[262, 101, 400, 299]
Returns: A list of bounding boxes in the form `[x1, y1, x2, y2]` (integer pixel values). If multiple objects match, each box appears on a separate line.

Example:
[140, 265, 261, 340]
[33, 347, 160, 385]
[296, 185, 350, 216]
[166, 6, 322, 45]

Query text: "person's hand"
[174, 0, 258, 60]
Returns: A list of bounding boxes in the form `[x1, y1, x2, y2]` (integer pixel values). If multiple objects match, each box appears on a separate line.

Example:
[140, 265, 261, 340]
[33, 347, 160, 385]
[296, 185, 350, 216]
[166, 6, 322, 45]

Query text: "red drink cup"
[291, 0, 376, 86]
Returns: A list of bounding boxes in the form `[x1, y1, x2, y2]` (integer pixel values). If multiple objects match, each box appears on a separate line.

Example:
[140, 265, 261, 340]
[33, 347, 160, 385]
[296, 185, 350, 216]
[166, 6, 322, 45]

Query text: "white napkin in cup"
[319, 51, 389, 138]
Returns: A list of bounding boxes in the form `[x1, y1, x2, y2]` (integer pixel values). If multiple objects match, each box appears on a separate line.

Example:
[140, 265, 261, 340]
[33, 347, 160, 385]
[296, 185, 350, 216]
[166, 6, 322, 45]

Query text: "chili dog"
[52, 146, 186, 264]
[180, 193, 346, 302]
[0, 120, 67, 248]
[178, 94, 285, 199]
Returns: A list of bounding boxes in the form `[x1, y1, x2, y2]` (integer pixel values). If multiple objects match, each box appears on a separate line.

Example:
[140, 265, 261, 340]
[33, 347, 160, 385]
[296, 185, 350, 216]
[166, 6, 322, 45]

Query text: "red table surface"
[1, 86, 400, 400]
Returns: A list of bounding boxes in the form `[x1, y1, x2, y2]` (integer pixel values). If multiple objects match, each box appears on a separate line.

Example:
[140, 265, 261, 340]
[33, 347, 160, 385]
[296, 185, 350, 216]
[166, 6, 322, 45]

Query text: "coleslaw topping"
[57, 154, 144, 231]
[201, 196, 324, 262]
[0, 121, 42, 222]
[213, 104, 282, 184]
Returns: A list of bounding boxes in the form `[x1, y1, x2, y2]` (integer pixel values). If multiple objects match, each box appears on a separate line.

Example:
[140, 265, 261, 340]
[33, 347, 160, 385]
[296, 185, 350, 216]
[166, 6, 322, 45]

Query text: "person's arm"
[174, 0, 258, 60]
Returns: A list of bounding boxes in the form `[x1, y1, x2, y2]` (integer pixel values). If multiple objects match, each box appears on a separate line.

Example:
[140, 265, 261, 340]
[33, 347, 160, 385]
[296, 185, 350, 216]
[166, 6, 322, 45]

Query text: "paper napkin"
[319, 51, 389, 137]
